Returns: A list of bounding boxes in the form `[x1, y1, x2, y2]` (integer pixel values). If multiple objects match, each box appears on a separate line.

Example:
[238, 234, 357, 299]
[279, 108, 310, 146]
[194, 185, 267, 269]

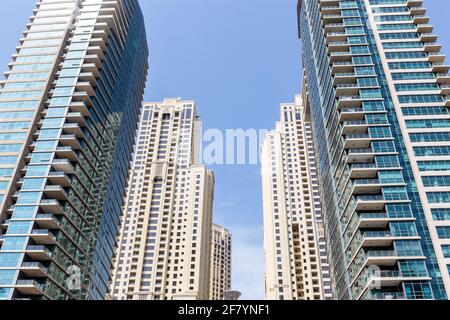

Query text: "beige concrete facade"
[261, 96, 332, 300]
[209, 224, 232, 300]
[109, 98, 214, 300]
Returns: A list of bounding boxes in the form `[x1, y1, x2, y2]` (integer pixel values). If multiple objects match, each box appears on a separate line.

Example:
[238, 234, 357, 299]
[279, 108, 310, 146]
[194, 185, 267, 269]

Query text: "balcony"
[326, 32, 347, 43]
[59, 134, 81, 149]
[25, 247, 52, 263]
[342, 120, 368, 135]
[356, 271, 430, 300]
[349, 163, 378, 179]
[44, 185, 67, 201]
[361, 231, 394, 247]
[427, 52, 446, 63]
[329, 51, 352, 63]
[352, 179, 382, 194]
[410, 7, 426, 16]
[358, 213, 396, 228]
[436, 73, 450, 84]
[420, 33, 438, 42]
[337, 96, 363, 109]
[39, 199, 64, 215]
[333, 72, 356, 85]
[80, 63, 100, 77]
[339, 108, 365, 122]
[416, 24, 433, 34]
[361, 275, 432, 300]
[344, 133, 371, 149]
[69, 101, 89, 116]
[35, 214, 60, 229]
[86, 46, 104, 63]
[354, 195, 386, 211]
[413, 15, 430, 24]
[63, 123, 82, 136]
[328, 41, 350, 52]
[30, 229, 57, 245]
[320, 6, 341, 17]
[423, 42, 442, 52]
[365, 250, 400, 267]
[47, 171, 71, 187]
[66, 112, 86, 127]
[372, 271, 431, 287]
[15, 280, 45, 295]
[75, 82, 95, 96]
[21, 262, 48, 278]
[347, 148, 375, 163]
[83, 54, 102, 68]
[0, 219, 9, 229]
[323, 23, 345, 34]
[52, 159, 75, 174]
[407, 0, 423, 7]
[335, 84, 359, 96]
[331, 61, 354, 74]
[440, 84, 450, 95]
[55, 146, 77, 161]
[367, 291, 407, 300]
[432, 63, 450, 73]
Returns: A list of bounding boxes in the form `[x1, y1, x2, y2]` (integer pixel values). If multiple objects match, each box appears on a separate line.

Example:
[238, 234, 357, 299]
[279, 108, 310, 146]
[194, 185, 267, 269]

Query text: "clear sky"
[0, 0, 449, 300]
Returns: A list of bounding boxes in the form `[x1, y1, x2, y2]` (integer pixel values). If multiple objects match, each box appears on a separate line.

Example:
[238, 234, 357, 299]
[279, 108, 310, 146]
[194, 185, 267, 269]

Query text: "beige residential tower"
[210, 224, 232, 300]
[262, 96, 332, 300]
[110, 98, 214, 300]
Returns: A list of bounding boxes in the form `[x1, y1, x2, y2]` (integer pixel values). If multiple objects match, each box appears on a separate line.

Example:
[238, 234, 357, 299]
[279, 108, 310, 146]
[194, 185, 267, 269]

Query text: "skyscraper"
[109, 99, 214, 300]
[210, 223, 231, 300]
[0, 0, 148, 300]
[299, 0, 450, 299]
[261, 96, 332, 300]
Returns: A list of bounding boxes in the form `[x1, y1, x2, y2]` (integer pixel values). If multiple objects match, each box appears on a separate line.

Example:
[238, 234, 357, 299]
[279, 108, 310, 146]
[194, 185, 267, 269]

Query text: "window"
[0, 270, 16, 286]
[442, 245, 450, 259]
[395, 240, 423, 257]
[404, 282, 433, 300]
[437, 227, 450, 239]
[0, 253, 21, 267]
[7, 221, 32, 235]
[16, 192, 42, 205]
[431, 209, 450, 221]
[1, 236, 27, 251]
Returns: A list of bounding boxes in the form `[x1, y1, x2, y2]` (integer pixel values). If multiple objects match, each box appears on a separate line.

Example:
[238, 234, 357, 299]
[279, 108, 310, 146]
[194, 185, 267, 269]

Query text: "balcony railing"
[365, 250, 398, 258]
[362, 231, 392, 238]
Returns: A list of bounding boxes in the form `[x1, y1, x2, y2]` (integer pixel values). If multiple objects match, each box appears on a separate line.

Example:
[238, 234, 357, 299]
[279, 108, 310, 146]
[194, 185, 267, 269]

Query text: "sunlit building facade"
[299, 0, 450, 299]
[210, 224, 231, 300]
[262, 96, 332, 300]
[110, 99, 214, 300]
[0, 0, 148, 300]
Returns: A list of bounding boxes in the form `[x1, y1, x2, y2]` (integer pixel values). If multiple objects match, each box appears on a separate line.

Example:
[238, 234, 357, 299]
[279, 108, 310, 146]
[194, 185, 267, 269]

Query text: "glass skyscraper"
[0, 0, 148, 300]
[299, 0, 450, 299]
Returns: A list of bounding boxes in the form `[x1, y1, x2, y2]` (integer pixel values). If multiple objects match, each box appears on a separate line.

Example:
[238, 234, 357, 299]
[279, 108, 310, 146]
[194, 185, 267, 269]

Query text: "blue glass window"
[0, 253, 21, 267]
[1, 237, 27, 251]
[0, 270, 16, 285]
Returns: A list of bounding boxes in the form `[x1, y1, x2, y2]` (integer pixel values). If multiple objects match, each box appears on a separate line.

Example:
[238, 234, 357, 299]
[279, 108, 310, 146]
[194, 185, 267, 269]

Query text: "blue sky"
[0, 0, 449, 300]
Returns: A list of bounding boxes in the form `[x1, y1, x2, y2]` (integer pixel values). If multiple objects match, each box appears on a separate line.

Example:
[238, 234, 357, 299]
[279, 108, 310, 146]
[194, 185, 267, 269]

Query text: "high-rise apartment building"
[0, 0, 148, 300]
[110, 99, 214, 300]
[298, 0, 450, 299]
[210, 223, 231, 300]
[261, 96, 332, 300]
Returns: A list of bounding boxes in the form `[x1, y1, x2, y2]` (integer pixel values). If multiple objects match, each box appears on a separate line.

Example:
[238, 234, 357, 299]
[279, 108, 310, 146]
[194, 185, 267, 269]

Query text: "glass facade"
[0, 0, 148, 300]
[299, 0, 450, 299]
